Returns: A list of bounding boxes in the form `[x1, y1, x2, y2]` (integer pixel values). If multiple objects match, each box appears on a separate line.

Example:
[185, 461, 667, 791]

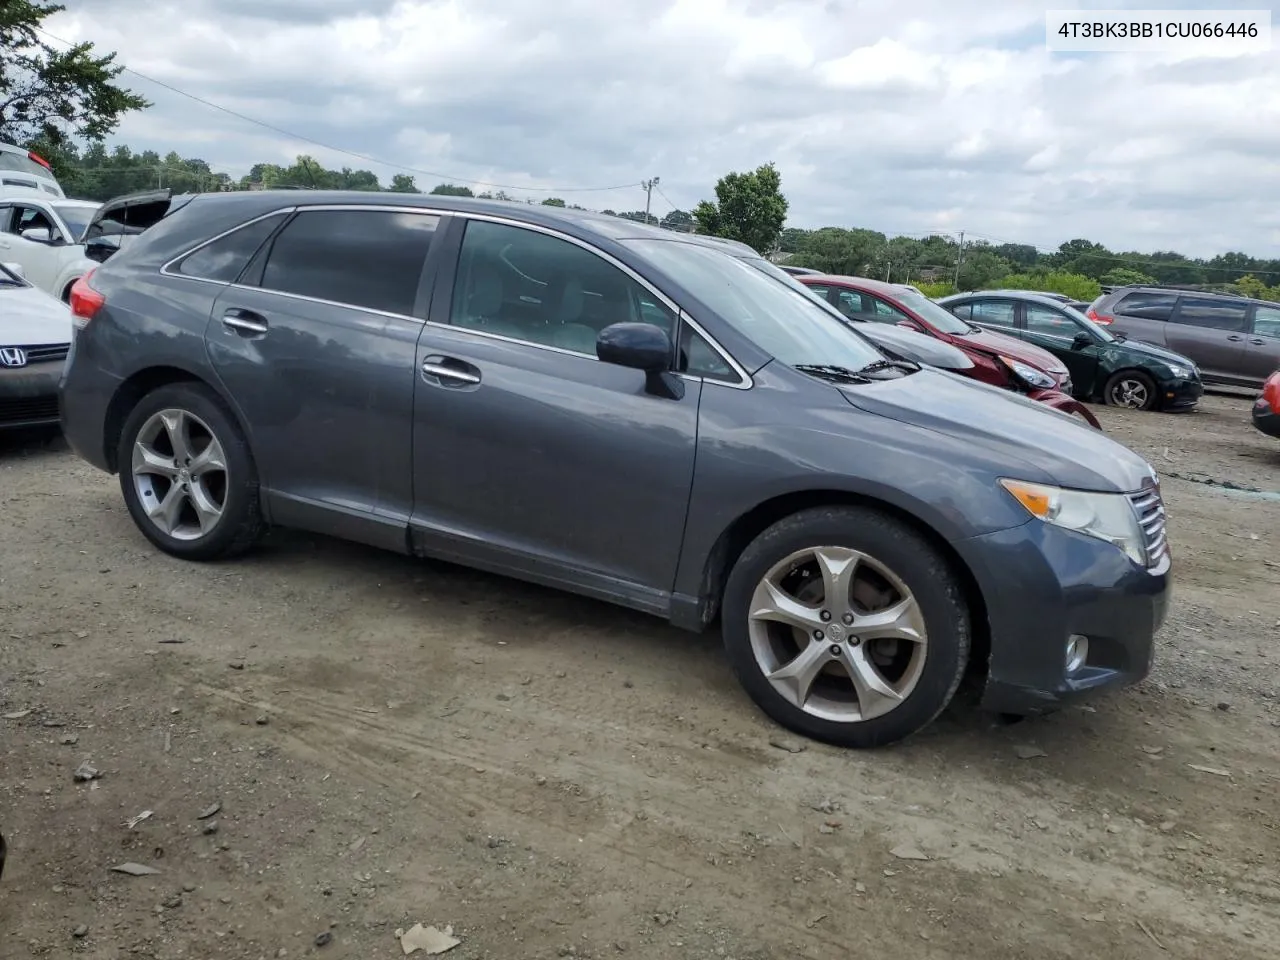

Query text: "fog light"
[1066, 634, 1089, 674]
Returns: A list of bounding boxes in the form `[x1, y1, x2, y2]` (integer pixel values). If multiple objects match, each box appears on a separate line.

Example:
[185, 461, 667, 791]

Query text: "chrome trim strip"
[421, 362, 480, 384]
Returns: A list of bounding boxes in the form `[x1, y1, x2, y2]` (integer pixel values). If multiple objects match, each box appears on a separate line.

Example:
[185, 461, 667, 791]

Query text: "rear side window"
[1115, 291, 1176, 321]
[259, 209, 440, 315]
[174, 214, 287, 283]
[1253, 304, 1280, 338]
[969, 300, 1016, 328]
[1172, 297, 1248, 332]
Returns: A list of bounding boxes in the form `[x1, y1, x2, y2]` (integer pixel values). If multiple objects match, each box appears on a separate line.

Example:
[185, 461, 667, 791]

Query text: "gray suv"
[59, 192, 1170, 748]
[1088, 286, 1280, 388]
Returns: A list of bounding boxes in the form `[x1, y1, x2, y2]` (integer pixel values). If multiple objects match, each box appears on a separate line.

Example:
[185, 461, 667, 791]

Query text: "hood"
[955, 326, 1067, 375]
[0, 282, 73, 346]
[854, 323, 974, 371]
[1109, 337, 1195, 370]
[840, 368, 1157, 493]
[83, 188, 176, 242]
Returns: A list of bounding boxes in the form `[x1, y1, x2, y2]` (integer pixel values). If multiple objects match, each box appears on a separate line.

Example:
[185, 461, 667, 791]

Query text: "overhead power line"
[34, 27, 640, 195]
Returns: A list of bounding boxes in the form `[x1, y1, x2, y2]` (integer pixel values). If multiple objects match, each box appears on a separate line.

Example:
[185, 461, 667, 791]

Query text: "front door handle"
[421, 355, 481, 386]
[1226, 334, 1243, 341]
[222, 308, 268, 337]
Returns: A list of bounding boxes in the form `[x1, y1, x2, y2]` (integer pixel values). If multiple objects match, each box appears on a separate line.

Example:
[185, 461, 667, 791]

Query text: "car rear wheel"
[117, 382, 265, 560]
[1103, 370, 1157, 411]
[721, 506, 970, 748]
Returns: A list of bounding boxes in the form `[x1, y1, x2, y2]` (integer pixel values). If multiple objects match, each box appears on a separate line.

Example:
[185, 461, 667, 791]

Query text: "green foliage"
[789, 227, 885, 276]
[994, 271, 1101, 301]
[955, 245, 1013, 291]
[1099, 267, 1154, 286]
[660, 208, 693, 232]
[430, 183, 474, 197]
[693, 162, 788, 254]
[915, 280, 955, 299]
[0, 1, 149, 150]
[540, 197, 566, 207]
[388, 173, 418, 193]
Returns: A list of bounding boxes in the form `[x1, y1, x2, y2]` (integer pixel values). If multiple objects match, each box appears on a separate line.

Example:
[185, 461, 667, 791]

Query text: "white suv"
[0, 143, 65, 198]
[0, 194, 98, 301]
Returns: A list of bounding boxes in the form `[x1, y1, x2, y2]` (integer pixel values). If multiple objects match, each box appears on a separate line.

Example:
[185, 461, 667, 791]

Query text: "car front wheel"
[1104, 370, 1157, 410]
[116, 382, 265, 560]
[721, 506, 971, 748]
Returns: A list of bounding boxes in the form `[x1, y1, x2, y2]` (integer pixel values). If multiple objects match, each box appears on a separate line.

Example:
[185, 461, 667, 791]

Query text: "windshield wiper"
[793, 363, 874, 384]
[858, 358, 919, 375]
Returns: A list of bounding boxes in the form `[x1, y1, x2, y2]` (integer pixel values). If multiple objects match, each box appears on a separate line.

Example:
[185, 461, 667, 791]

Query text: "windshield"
[52, 203, 98, 243]
[623, 238, 884, 370]
[1063, 302, 1115, 342]
[896, 289, 974, 335]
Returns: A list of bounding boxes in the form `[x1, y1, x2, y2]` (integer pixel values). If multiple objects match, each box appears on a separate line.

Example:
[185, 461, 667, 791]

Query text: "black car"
[938, 290, 1204, 412]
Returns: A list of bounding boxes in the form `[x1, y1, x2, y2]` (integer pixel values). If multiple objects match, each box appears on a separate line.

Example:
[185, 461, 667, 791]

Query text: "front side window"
[1253, 304, 1280, 338]
[968, 300, 1017, 328]
[1115, 291, 1177, 321]
[948, 302, 973, 321]
[259, 209, 440, 315]
[176, 214, 287, 283]
[870, 296, 909, 321]
[8, 204, 60, 242]
[622, 238, 884, 371]
[1024, 303, 1077, 338]
[1173, 297, 1248, 332]
[450, 219, 675, 355]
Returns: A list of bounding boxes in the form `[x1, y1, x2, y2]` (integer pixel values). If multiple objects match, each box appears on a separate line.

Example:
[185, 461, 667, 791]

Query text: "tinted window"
[622, 238, 884, 371]
[1024, 303, 1077, 338]
[947, 302, 973, 321]
[678, 326, 737, 382]
[451, 219, 675, 355]
[803, 283, 832, 301]
[869, 296, 908, 320]
[969, 300, 1016, 328]
[1115, 291, 1176, 321]
[1173, 297, 1248, 332]
[176, 214, 286, 283]
[835, 289, 869, 317]
[260, 209, 439, 315]
[1253, 304, 1280, 338]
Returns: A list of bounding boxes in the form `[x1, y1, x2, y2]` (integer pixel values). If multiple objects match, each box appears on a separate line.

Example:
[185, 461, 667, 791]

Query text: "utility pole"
[953, 231, 965, 288]
[642, 176, 660, 225]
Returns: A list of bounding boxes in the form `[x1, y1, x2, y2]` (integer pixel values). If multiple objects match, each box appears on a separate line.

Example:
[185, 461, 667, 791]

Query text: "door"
[1244, 303, 1280, 383]
[1165, 296, 1250, 383]
[1021, 301, 1100, 394]
[203, 206, 443, 542]
[0, 201, 64, 292]
[409, 216, 702, 603]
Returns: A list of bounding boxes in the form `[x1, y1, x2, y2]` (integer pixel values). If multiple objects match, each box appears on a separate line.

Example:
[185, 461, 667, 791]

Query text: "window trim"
[158, 204, 753, 390]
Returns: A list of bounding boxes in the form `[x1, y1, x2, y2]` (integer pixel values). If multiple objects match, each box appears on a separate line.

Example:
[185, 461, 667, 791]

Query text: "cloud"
[45, 0, 1280, 256]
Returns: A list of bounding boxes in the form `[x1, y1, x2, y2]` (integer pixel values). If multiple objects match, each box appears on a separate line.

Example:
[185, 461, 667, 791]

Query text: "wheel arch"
[695, 489, 991, 682]
[103, 365, 240, 473]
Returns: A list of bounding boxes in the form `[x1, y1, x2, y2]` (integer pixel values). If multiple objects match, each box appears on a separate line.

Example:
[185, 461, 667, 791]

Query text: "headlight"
[999, 479, 1146, 565]
[999, 355, 1056, 391]
[1167, 365, 1191, 379]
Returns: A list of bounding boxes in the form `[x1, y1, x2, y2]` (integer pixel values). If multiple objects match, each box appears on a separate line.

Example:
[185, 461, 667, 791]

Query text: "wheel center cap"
[825, 622, 846, 642]
[177, 468, 191, 484]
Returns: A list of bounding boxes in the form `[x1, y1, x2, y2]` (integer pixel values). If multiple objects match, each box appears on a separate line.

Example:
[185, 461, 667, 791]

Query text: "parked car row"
[51, 189, 1177, 751]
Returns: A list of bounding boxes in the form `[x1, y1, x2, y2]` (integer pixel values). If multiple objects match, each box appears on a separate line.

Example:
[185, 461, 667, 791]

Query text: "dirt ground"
[2, 391, 1278, 960]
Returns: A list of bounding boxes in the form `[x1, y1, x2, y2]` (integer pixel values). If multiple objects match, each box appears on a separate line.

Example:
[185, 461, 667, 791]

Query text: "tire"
[116, 381, 264, 561]
[721, 506, 970, 749]
[1103, 370, 1157, 411]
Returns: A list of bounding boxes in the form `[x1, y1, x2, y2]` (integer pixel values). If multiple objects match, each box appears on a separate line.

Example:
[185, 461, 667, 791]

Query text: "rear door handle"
[1249, 338, 1265, 345]
[221, 308, 268, 336]
[421, 355, 481, 387]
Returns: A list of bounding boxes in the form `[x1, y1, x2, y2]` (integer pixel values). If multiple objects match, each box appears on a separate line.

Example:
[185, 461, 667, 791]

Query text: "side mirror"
[1, 261, 25, 279]
[1071, 331, 1092, 350]
[84, 236, 119, 263]
[597, 322, 683, 399]
[20, 227, 53, 244]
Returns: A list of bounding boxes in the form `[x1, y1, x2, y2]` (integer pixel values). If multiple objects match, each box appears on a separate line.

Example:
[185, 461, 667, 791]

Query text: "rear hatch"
[82, 189, 191, 261]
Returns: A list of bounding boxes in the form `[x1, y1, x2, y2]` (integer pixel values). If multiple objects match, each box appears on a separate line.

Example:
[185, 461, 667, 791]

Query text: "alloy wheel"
[746, 546, 928, 723]
[131, 408, 228, 541]
[1109, 378, 1150, 408]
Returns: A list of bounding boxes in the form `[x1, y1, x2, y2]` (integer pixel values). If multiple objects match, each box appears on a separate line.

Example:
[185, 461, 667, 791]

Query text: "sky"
[47, 0, 1280, 258]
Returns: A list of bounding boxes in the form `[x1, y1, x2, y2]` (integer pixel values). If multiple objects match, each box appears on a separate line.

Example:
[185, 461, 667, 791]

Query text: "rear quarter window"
[1114, 291, 1177, 321]
[173, 213, 287, 283]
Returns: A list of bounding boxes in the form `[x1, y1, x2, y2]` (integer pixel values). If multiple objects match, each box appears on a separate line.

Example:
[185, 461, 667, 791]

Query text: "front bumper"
[1159, 376, 1203, 411]
[1253, 397, 1280, 438]
[0, 362, 62, 430]
[957, 519, 1171, 716]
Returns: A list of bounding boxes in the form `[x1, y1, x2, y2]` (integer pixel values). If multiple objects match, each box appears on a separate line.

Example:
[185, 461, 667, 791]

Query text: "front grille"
[1129, 487, 1168, 566]
[0, 343, 70, 364]
[0, 395, 59, 425]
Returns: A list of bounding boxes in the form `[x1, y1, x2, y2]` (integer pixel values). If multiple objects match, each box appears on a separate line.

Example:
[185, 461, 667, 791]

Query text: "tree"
[388, 173, 418, 193]
[541, 197, 566, 207]
[693, 162, 788, 254]
[1099, 267, 1155, 287]
[790, 227, 885, 276]
[0, 1, 149, 152]
[430, 182, 475, 197]
[955, 245, 1013, 291]
[660, 209, 694, 232]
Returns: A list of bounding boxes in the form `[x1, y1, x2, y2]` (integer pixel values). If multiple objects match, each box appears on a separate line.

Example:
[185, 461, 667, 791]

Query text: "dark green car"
[937, 290, 1204, 412]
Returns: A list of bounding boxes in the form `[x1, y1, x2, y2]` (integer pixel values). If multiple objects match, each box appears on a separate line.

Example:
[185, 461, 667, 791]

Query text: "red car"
[1253, 369, 1280, 439]
[798, 275, 1100, 428]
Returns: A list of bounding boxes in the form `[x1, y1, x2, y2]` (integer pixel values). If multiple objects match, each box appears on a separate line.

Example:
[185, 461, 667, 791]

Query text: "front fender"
[1028, 388, 1102, 429]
